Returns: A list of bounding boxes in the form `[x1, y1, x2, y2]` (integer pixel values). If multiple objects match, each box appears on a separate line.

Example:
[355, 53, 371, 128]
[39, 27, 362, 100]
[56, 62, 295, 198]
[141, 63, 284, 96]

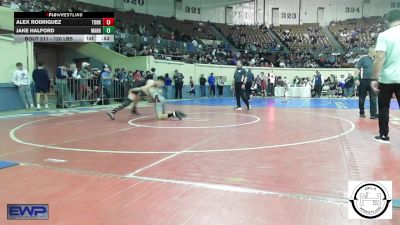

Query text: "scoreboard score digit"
[14, 12, 115, 43]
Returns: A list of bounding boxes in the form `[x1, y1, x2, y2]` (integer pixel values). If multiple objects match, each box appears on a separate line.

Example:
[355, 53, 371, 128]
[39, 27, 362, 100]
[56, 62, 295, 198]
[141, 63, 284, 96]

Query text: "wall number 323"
[281, 13, 296, 19]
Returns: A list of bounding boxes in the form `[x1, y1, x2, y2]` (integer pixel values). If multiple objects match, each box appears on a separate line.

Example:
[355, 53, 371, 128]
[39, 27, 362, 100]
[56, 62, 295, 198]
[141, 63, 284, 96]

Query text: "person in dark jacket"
[344, 74, 355, 98]
[55, 64, 69, 108]
[199, 74, 207, 97]
[32, 61, 50, 110]
[245, 69, 255, 100]
[164, 73, 173, 99]
[208, 73, 216, 97]
[173, 70, 184, 99]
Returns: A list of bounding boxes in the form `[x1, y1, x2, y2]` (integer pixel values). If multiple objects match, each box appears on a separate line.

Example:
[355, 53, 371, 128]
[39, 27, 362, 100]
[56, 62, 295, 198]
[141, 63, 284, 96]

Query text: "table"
[274, 87, 285, 97]
[288, 87, 311, 98]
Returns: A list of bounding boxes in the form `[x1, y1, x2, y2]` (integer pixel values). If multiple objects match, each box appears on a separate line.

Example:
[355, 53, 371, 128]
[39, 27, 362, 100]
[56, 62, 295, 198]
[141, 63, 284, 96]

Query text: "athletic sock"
[112, 99, 133, 114]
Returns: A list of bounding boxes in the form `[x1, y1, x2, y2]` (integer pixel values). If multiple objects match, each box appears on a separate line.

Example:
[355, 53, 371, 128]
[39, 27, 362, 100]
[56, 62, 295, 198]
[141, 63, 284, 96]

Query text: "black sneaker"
[374, 135, 390, 144]
[370, 115, 378, 120]
[107, 112, 115, 120]
[360, 114, 366, 118]
[178, 111, 187, 118]
[175, 111, 186, 120]
[174, 111, 183, 120]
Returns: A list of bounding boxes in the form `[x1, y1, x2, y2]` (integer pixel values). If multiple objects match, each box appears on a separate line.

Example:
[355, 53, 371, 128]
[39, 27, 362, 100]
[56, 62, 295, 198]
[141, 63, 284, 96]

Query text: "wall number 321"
[185, 6, 201, 14]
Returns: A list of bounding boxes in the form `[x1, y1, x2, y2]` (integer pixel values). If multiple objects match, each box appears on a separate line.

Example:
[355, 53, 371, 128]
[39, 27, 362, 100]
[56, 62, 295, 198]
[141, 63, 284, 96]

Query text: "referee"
[371, 9, 400, 144]
[356, 46, 378, 119]
[233, 61, 250, 110]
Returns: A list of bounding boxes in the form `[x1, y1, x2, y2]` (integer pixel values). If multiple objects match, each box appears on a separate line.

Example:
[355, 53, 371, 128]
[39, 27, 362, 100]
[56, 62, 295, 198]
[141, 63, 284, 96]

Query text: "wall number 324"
[345, 7, 360, 13]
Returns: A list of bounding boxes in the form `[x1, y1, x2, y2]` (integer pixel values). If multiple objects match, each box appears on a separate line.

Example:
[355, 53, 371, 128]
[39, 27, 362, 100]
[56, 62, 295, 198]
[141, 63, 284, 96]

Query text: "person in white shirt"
[371, 10, 400, 144]
[12, 62, 34, 109]
[268, 73, 275, 96]
[217, 76, 225, 97]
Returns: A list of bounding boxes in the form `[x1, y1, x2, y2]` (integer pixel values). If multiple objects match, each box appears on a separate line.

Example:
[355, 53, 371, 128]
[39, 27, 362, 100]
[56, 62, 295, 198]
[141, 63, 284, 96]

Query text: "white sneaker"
[235, 107, 242, 111]
[30, 104, 34, 108]
[25, 105, 29, 109]
[45, 104, 49, 109]
[37, 105, 41, 110]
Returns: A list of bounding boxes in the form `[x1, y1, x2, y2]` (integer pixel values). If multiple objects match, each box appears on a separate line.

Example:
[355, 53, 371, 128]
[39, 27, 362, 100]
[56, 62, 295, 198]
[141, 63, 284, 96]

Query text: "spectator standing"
[173, 70, 184, 99]
[260, 72, 267, 98]
[12, 62, 34, 109]
[187, 76, 195, 96]
[233, 61, 250, 110]
[55, 64, 69, 108]
[150, 68, 156, 80]
[356, 46, 378, 119]
[313, 71, 324, 98]
[208, 73, 216, 97]
[32, 62, 50, 110]
[217, 76, 225, 97]
[344, 74, 355, 98]
[164, 73, 173, 99]
[199, 74, 207, 97]
[78, 62, 92, 103]
[327, 75, 337, 98]
[269, 73, 275, 96]
[100, 64, 112, 103]
[245, 69, 255, 100]
[67, 64, 78, 101]
[371, 10, 400, 144]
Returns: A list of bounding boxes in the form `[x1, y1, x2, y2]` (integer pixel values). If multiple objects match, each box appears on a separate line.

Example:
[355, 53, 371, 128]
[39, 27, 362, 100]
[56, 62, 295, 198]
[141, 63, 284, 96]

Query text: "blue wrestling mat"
[0, 160, 18, 169]
[170, 97, 400, 110]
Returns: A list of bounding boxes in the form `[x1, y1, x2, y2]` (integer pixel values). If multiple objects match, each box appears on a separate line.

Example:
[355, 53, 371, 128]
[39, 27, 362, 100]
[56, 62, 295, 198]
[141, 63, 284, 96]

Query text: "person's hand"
[241, 84, 245, 90]
[371, 80, 379, 92]
[355, 80, 360, 86]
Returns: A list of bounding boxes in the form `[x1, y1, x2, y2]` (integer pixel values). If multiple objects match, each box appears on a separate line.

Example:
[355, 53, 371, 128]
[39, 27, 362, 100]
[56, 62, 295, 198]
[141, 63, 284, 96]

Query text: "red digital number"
[102, 18, 115, 26]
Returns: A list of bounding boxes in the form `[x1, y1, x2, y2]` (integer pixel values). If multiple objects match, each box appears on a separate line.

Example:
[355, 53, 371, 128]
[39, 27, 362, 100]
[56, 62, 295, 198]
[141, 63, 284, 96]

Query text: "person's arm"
[371, 51, 385, 91]
[372, 51, 385, 80]
[32, 70, 37, 83]
[45, 70, 51, 87]
[371, 34, 387, 91]
[242, 72, 247, 88]
[12, 71, 19, 86]
[130, 80, 154, 92]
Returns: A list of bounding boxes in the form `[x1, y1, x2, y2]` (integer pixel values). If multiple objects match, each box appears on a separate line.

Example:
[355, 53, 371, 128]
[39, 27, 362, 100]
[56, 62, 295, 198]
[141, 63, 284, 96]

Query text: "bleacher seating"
[215, 24, 278, 50]
[329, 17, 385, 54]
[272, 23, 334, 53]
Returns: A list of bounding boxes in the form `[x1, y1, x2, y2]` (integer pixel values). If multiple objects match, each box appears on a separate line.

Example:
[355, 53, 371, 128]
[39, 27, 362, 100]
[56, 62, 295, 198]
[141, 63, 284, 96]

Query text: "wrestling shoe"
[107, 111, 115, 120]
[175, 111, 187, 120]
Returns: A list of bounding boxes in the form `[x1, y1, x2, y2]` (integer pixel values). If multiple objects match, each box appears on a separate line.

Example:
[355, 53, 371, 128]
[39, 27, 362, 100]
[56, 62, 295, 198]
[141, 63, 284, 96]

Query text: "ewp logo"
[7, 204, 49, 220]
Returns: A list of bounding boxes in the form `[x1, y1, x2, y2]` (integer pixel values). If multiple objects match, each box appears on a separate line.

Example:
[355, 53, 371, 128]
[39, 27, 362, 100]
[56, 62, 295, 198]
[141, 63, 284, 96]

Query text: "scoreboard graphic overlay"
[14, 12, 115, 42]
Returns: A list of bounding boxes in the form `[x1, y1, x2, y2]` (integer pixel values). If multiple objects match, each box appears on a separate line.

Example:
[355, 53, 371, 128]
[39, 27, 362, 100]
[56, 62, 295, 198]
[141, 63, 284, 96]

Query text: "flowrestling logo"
[348, 181, 392, 219]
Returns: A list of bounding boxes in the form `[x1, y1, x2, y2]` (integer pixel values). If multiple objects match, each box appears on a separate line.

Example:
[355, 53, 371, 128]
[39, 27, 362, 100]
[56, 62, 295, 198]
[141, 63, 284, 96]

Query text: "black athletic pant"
[314, 84, 322, 97]
[217, 85, 223, 96]
[359, 79, 377, 116]
[175, 83, 183, 99]
[235, 82, 249, 108]
[378, 83, 400, 137]
[111, 98, 133, 114]
[209, 85, 215, 97]
[245, 81, 252, 100]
